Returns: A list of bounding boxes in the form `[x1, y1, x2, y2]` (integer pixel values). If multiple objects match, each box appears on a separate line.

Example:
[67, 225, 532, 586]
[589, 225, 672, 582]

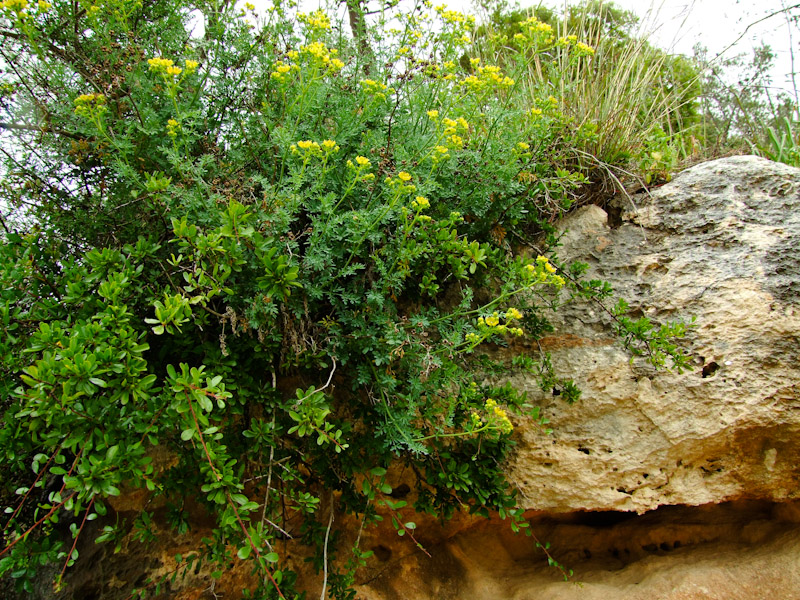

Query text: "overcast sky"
[609, 0, 799, 94]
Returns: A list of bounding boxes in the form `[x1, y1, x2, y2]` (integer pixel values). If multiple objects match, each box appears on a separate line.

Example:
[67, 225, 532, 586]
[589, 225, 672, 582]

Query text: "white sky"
[609, 0, 800, 96]
[293, 0, 800, 98]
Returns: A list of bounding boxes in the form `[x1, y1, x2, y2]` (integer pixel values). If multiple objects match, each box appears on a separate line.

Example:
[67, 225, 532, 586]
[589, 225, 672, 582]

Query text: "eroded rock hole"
[702, 361, 720, 378]
[373, 545, 392, 562]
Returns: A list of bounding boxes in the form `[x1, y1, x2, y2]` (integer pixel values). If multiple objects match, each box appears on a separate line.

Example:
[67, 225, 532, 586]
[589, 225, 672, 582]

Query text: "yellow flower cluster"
[523, 255, 565, 287]
[442, 116, 469, 136]
[360, 78, 389, 100]
[427, 112, 469, 151]
[291, 139, 340, 158]
[148, 57, 198, 80]
[0, 0, 48, 16]
[575, 41, 596, 56]
[436, 6, 475, 29]
[1, 0, 29, 13]
[529, 95, 559, 120]
[166, 118, 180, 138]
[297, 9, 331, 33]
[505, 307, 523, 320]
[346, 155, 375, 183]
[468, 398, 513, 435]
[321, 139, 339, 153]
[410, 196, 430, 211]
[460, 65, 514, 94]
[484, 399, 513, 435]
[300, 42, 344, 72]
[73, 93, 106, 118]
[557, 34, 579, 47]
[514, 16, 554, 46]
[430, 144, 450, 164]
[270, 60, 298, 82]
[475, 309, 524, 338]
[385, 171, 416, 193]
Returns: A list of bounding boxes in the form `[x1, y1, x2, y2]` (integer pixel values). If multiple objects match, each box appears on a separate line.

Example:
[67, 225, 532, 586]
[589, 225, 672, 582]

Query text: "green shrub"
[0, 0, 690, 597]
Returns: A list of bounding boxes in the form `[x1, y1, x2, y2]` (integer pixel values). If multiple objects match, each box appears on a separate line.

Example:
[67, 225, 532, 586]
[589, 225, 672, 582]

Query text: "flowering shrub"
[0, 0, 690, 597]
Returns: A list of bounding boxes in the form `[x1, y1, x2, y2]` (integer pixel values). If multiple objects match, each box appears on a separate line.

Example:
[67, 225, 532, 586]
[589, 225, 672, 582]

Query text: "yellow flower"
[355, 156, 370, 167]
[166, 65, 183, 77]
[297, 140, 313, 150]
[397, 171, 412, 182]
[411, 196, 430, 210]
[2, 0, 28, 12]
[184, 60, 199, 72]
[148, 57, 174, 71]
[166, 119, 180, 138]
[322, 139, 339, 152]
[505, 308, 523, 320]
[447, 134, 463, 148]
[517, 142, 530, 151]
[427, 110, 439, 119]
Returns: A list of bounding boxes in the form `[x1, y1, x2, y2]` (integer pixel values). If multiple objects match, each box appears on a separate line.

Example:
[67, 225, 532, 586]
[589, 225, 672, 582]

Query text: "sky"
[291, 0, 800, 98]
[608, 0, 800, 96]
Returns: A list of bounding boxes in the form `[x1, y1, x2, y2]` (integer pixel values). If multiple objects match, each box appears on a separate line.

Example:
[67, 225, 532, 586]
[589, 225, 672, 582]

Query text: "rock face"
[508, 154, 800, 515]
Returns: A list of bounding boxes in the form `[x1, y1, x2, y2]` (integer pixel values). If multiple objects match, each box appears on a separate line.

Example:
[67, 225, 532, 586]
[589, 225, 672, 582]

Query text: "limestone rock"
[507, 155, 800, 514]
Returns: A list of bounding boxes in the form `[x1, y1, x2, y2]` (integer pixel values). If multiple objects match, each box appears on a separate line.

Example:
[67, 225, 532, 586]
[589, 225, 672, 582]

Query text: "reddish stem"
[55, 497, 95, 590]
[0, 492, 77, 558]
[3, 445, 62, 531]
[185, 392, 286, 600]
[380, 500, 431, 558]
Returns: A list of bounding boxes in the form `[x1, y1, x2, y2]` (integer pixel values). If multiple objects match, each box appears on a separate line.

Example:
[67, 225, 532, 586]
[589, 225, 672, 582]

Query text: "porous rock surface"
[508, 154, 800, 515]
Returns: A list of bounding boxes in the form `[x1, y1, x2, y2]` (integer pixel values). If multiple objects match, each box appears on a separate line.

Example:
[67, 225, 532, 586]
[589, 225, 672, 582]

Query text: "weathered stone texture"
[507, 155, 800, 514]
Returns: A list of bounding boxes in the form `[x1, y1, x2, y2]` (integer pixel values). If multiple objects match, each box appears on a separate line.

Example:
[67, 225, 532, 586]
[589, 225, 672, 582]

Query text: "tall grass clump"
[473, 0, 701, 186]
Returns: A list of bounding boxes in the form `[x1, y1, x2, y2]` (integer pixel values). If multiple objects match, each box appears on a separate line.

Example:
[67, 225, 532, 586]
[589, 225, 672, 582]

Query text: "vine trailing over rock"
[0, 0, 691, 597]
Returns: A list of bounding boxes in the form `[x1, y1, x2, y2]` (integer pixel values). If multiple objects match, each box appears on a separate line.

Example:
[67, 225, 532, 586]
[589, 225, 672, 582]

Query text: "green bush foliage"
[0, 0, 691, 597]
